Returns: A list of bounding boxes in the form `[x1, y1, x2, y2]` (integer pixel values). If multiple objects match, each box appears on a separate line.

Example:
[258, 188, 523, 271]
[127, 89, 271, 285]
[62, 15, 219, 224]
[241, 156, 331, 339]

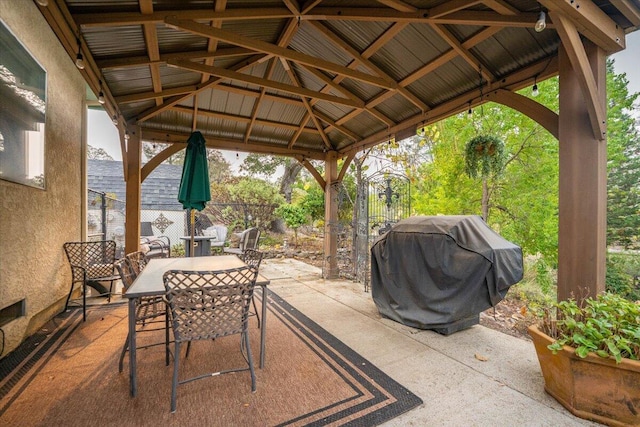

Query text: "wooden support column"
[557, 41, 607, 301]
[324, 152, 339, 279]
[124, 126, 142, 256]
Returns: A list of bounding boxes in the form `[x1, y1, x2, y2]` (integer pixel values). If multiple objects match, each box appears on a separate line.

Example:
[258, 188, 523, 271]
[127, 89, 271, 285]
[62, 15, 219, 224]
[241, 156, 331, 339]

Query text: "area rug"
[0, 290, 422, 426]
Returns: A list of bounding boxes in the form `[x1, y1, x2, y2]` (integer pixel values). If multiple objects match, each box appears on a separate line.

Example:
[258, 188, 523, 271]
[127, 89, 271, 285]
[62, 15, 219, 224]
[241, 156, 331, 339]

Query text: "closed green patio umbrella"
[178, 131, 211, 256]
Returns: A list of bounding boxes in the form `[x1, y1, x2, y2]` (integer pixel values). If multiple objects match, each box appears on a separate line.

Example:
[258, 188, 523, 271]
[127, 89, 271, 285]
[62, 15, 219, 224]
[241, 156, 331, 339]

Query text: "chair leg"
[64, 282, 75, 312]
[171, 341, 181, 413]
[244, 328, 256, 392]
[82, 282, 87, 321]
[251, 296, 261, 329]
[118, 333, 130, 373]
[165, 310, 170, 366]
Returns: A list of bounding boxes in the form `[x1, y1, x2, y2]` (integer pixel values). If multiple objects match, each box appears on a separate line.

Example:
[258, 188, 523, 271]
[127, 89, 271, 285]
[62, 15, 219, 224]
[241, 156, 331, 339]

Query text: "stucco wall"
[0, 2, 86, 356]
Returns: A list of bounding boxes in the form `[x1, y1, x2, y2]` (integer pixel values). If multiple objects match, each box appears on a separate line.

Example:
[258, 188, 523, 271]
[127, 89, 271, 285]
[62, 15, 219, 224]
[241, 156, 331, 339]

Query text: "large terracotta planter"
[528, 325, 640, 427]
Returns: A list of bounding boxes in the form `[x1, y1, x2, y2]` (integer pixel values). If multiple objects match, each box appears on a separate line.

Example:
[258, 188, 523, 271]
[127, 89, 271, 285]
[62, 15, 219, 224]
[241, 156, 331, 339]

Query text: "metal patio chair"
[63, 240, 120, 321]
[114, 257, 169, 373]
[240, 249, 265, 328]
[163, 266, 258, 412]
[223, 227, 260, 255]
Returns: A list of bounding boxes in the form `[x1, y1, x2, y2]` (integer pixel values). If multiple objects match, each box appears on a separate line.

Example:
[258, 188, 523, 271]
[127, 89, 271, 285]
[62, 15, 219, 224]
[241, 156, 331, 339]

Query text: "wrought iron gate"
[354, 170, 411, 290]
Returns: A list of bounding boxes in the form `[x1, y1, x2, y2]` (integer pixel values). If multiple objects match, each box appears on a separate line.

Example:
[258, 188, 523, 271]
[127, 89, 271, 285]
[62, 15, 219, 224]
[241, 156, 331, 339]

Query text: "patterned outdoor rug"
[0, 290, 422, 426]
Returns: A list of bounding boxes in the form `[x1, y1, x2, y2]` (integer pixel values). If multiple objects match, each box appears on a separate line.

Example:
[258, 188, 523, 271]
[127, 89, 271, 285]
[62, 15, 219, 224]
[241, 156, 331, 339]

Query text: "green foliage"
[274, 203, 308, 246]
[537, 293, 640, 363]
[464, 135, 506, 179]
[606, 252, 640, 300]
[297, 183, 325, 222]
[606, 60, 640, 249]
[171, 243, 185, 257]
[206, 177, 283, 231]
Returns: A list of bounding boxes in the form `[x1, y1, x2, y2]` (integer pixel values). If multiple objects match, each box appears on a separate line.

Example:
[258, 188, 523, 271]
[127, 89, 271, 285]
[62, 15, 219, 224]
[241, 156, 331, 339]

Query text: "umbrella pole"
[190, 209, 195, 257]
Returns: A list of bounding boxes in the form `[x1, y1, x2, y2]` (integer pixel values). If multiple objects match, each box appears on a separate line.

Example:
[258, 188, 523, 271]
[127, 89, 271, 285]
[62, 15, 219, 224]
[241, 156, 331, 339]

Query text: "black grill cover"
[371, 216, 523, 334]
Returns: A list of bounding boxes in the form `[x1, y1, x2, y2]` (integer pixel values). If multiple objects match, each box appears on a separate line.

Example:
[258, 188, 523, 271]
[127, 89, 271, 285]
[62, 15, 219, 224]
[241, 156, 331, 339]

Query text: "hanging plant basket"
[464, 135, 506, 179]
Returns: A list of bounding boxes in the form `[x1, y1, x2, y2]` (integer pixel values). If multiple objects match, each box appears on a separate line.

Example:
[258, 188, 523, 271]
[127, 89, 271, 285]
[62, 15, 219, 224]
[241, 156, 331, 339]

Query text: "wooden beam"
[97, 47, 254, 70]
[610, 0, 640, 26]
[165, 17, 397, 90]
[167, 59, 365, 108]
[552, 12, 606, 140]
[76, 7, 540, 28]
[376, 0, 417, 13]
[539, 0, 626, 53]
[487, 89, 559, 139]
[141, 129, 327, 160]
[295, 155, 326, 188]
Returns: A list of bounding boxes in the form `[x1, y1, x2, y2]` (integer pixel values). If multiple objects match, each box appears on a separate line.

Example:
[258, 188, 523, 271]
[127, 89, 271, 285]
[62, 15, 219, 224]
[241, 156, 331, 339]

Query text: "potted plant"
[464, 134, 505, 178]
[529, 292, 640, 426]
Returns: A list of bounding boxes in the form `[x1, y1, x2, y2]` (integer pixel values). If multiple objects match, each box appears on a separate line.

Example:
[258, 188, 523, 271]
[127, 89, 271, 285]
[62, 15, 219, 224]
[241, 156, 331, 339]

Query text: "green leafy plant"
[464, 134, 506, 178]
[274, 203, 308, 247]
[536, 292, 640, 363]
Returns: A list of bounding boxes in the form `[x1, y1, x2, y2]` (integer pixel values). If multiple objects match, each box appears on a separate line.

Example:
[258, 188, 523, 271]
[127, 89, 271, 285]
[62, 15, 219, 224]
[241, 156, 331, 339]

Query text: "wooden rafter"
[75, 8, 541, 28]
[167, 59, 365, 108]
[165, 17, 397, 90]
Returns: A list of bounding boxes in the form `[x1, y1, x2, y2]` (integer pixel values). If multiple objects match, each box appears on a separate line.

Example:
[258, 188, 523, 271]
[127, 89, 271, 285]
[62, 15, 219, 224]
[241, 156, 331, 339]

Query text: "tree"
[274, 203, 308, 247]
[412, 77, 561, 264]
[241, 154, 303, 202]
[87, 145, 114, 160]
[605, 60, 640, 248]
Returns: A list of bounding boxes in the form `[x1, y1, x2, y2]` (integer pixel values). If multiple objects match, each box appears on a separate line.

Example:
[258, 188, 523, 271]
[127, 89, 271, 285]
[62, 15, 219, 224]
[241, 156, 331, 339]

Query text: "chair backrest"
[214, 224, 228, 242]
[63, 240, 117, 279]
[239, 227, 260, 251]
[163, 266, 258, 342]
[241, 249, 263, 271]
[140, 222, 154, 237]
[126, 251, 148, 275]
[114, 258, 137, 291]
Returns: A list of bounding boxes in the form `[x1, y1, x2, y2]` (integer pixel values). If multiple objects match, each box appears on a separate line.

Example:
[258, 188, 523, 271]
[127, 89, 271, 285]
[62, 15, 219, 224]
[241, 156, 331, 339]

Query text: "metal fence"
[87, 189, 126, 257]
[88, 189, 279, 257]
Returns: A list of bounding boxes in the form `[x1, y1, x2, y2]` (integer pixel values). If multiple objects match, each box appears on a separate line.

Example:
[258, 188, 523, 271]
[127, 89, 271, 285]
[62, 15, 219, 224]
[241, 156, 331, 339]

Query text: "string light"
[98, 80, 105, 104]
[112, 114, 118, 125]
[535, 10, 546, 33]
[416, 121, 426, 137]
[467, 102, 473, 117]
[532, 77, 539, 97]
[36, 0, 48, 6]
[75, 38, 85, 70]
[124, 131, 130, 141]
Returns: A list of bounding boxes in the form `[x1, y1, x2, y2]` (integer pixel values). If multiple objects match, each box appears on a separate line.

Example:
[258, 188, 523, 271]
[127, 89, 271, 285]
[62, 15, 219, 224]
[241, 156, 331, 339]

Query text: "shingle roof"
[88, 159, 183, 210]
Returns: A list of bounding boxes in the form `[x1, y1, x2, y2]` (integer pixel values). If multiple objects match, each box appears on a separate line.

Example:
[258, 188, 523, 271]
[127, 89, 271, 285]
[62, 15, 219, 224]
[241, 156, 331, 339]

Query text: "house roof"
[37, 1, 640, 162]
[88, 159, 183, 210]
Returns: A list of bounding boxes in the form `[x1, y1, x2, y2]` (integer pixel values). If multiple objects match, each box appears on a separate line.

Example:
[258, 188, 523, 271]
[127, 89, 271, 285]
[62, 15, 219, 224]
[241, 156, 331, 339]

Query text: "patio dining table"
[124, 255, 270, 397]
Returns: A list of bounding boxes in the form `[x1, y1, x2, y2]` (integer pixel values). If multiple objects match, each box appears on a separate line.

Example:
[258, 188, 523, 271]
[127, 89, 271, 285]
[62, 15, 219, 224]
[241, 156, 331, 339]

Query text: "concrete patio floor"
[259, 258, 600, 427]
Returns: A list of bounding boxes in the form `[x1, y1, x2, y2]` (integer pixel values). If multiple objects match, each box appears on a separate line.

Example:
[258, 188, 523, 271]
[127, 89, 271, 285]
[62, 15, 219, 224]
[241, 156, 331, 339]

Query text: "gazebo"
[1, 0, 639, 354]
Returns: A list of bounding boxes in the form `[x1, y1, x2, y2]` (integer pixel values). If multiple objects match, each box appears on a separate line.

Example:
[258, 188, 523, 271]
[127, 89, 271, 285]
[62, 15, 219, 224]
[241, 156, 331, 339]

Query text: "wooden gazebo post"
[124, 125, 142, 256]
[557, 40, 607, 301]
[324, 152, 339, 279]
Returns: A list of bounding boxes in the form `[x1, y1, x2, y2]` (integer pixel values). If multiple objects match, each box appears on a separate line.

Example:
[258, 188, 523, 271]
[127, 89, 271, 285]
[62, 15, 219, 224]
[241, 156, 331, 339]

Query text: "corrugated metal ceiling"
[36, 0, 640, 160]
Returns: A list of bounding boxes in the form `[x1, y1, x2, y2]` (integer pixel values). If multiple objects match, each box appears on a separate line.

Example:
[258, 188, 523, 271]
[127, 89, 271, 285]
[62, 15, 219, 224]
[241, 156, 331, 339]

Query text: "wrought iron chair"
[114, 256, 169, 373]
[125, 250, 149, 276]
[140, 222, 171, 259]
[163, 266, 258, 412]
[240, 249, 265, 328]
[223, 227, 260, 255]
[63, 240, 120, 321]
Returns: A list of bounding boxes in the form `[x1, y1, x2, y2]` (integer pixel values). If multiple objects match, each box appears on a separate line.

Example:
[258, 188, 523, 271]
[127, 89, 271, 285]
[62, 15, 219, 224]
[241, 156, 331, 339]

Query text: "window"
[0, 19, 46, 189]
